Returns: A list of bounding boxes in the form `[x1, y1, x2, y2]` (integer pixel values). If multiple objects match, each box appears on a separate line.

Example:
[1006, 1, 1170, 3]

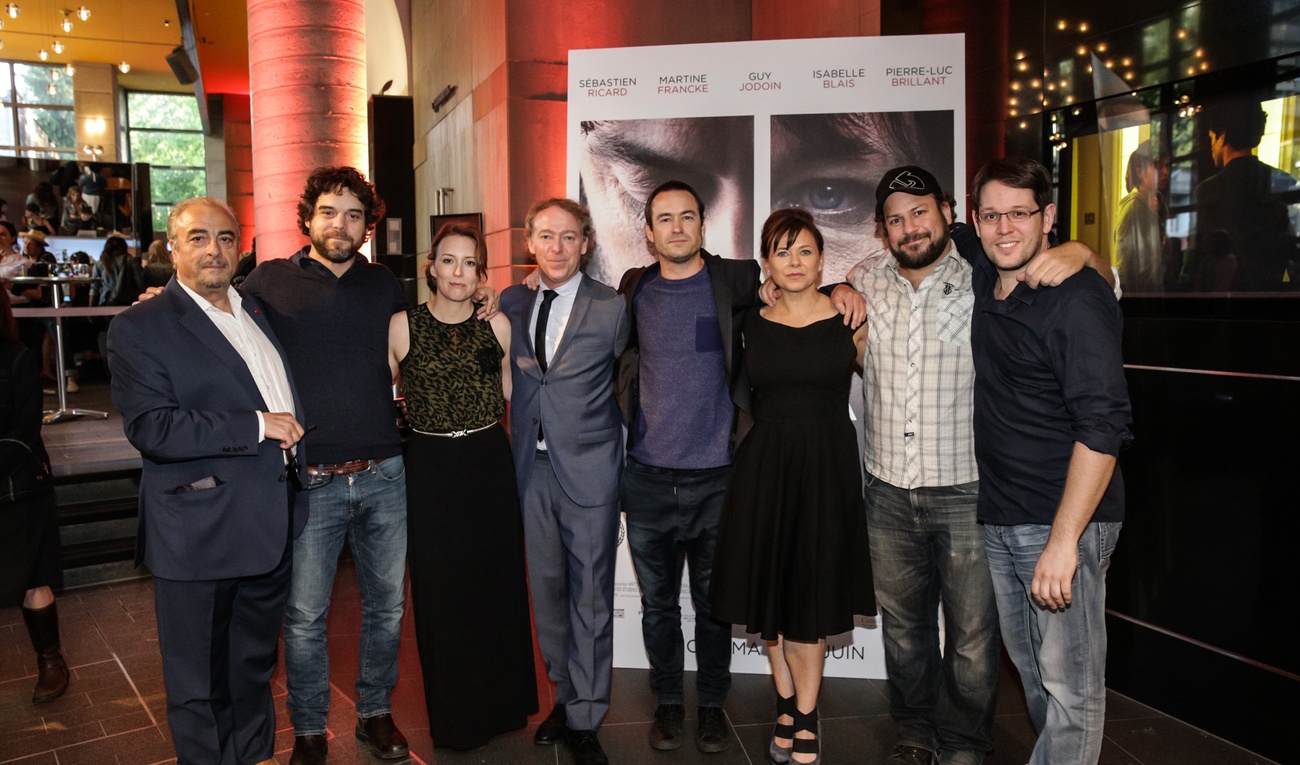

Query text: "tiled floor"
[0, 561, 1278, 765]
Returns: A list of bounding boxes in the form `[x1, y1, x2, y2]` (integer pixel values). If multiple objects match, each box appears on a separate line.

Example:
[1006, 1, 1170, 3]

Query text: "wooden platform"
[39, 380, 140, 478]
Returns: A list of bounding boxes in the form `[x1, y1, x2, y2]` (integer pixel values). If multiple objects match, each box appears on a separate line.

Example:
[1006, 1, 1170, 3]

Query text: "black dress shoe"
[289, 734, 327, 765]
[566, 728, 609, 765]
[649, 703, 685, 750]
[696, 705, 734, 753]
[355, 713, 410, 759]
[535, 703, 567, 745]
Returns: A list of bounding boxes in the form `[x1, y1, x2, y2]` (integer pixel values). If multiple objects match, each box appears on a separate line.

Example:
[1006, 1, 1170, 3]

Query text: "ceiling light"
[60, 9, 71, 32]
[4, 4, 17, 19]
[75, 5, 88, 20]
[64, 62, 74, 75]
[46, 82, 55, 95]
[118, 60, 129, 73]
[1079, 22, 1090, 33]
[49, 68, 59, 80]
[38, 48, 47, 60]
[52, 39, 63, 54]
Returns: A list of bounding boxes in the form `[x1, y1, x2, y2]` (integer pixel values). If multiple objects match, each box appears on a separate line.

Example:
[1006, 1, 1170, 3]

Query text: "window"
[0, 62, 75, 158]
[125, 92, 205, 232]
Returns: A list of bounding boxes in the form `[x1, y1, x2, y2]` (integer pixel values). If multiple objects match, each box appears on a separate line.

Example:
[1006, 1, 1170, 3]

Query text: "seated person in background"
[143, 240, 175, 288]
[59, 188, 84, 236]
[23, 204, 56, 237]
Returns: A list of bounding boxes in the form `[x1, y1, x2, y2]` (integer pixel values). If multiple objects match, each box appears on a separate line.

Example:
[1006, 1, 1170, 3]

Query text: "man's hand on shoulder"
[522, 268, 541, 291]
[136, 286, 164, 304]
[830, 283, 867, 328]
[759, 279, 781, 307]
[263, 412, 305, 449]
[1021, 241, 1115, 290]
[473, 285, 500, 320]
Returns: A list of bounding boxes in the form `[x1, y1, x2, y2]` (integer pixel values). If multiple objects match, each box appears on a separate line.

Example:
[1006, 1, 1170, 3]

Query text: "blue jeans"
[283, 456, 408, 734]
[864, 475, 999, 765]
[621, 458, 732, 707]
[984, 521, 1121, 765]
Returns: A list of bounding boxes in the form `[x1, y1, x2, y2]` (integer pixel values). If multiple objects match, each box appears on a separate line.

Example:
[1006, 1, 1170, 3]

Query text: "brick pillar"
[248, 0, 369, 260]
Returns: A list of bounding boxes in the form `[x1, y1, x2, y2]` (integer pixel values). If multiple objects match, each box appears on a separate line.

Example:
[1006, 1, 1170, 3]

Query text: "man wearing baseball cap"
[848, 165, 1111, 765]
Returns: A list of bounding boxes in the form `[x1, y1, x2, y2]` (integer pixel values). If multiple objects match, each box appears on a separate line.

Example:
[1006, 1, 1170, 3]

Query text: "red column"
[247, 0, 369, 261]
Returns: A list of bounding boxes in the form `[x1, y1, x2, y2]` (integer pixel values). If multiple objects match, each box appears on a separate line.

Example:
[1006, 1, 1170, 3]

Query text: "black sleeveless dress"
[711, 312, 875, 641]
[400, 306, 537, 749]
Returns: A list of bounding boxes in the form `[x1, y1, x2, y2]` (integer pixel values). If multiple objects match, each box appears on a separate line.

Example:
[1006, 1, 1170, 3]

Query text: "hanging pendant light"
[4, 4, 19, 20]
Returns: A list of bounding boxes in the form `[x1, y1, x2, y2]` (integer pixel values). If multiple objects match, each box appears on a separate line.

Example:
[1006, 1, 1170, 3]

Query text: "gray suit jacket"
[502, 275, 630, 507]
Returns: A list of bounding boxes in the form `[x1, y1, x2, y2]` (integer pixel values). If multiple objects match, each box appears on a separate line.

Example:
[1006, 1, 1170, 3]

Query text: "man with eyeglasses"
[970, 157, 1132, 765]
[847, 165, 1111, 765]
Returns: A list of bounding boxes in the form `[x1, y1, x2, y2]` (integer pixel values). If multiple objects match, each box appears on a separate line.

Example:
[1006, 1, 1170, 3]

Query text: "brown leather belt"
[304, 459, 377, 476]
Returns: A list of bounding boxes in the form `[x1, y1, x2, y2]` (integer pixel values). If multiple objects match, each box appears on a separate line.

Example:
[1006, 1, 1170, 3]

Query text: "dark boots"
[22, 602, 69, 703]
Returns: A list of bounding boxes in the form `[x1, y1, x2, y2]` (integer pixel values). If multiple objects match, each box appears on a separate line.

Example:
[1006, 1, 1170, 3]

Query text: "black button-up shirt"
[971, 253, 1132, 526]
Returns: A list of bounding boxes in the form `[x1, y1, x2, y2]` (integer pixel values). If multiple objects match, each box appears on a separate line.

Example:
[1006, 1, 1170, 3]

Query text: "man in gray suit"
[501, 198, 630, 765]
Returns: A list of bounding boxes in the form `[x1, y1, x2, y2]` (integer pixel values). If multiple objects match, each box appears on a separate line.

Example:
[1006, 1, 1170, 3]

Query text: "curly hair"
[296, 166, 386, 237]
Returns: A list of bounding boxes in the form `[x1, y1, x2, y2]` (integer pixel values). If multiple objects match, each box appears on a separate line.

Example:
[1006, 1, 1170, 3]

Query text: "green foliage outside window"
[126, 92, 206, 225]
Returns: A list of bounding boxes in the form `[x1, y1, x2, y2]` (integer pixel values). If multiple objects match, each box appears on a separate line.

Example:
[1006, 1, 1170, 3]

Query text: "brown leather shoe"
[289, 734, 327, 765]
[535, 703, 567, 745]
[356, 713, 410, 759]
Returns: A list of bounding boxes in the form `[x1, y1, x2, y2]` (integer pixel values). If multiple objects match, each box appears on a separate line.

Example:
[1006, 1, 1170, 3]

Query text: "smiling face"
[974, 180, 1055, 275]
[881, 191, 953, 277]
[171, 203, 239, 300]
[527, 205, 588, 289]
[307, 188, 367, 264]
[429, 234, 482, 302]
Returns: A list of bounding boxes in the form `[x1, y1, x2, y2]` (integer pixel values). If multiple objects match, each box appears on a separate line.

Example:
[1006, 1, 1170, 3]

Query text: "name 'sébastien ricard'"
[579, 77, 636, 97]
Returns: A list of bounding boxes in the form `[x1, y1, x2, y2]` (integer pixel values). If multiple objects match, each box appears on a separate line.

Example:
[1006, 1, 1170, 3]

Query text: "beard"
[889, 227, 951, 271]
[311, 230, 359, 263]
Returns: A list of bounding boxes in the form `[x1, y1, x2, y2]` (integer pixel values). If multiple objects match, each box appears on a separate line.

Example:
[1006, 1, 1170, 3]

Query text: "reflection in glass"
[17, 106, 73, 151]
[1187, 98, 1299, 291]
[1116, 142, 1166, 290]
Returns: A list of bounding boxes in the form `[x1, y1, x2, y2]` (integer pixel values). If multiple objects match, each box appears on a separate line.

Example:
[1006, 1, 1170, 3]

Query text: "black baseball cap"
[875, 165, 944, 220]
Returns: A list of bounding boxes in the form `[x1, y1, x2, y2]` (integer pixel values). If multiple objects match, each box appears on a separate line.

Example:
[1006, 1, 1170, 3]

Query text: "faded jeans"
[984, 521, 1121, 765]
[282, 456, 408, 734]
[865, 474, 1000, 765]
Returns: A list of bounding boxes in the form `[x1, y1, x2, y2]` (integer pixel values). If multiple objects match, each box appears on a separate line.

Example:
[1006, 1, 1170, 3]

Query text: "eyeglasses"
[975, 208, 1042, 225]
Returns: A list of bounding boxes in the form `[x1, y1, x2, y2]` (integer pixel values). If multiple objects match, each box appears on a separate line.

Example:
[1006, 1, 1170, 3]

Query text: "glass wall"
[0, 61, 75, 159]
[124, 92, 205, 233]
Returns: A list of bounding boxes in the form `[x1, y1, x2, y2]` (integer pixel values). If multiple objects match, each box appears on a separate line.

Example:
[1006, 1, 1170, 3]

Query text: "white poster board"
[569, 35, 966, 679]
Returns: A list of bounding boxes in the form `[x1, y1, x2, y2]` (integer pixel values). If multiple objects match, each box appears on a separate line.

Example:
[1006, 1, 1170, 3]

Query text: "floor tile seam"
[110, 652, 159, 730]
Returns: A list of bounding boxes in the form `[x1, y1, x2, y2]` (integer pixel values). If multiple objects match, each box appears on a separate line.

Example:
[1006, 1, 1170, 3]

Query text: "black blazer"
[108, 278, 307, 581]
[615, 249, 760, 452]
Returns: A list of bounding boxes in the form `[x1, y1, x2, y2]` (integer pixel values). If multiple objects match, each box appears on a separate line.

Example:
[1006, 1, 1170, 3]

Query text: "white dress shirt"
[528, 272, 582, 451]
[177, 281, 296, 443]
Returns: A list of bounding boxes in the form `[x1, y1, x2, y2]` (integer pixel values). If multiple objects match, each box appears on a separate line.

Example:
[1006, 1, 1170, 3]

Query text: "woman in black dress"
[0, 286, 68, 704]
[387, 223, 537, 750]
[711, 209, 873, 765]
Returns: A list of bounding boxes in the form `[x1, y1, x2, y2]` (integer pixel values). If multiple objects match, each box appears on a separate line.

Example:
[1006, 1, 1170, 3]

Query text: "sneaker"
[696, 706, 733, 753]
[649, 703, 685, 750]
